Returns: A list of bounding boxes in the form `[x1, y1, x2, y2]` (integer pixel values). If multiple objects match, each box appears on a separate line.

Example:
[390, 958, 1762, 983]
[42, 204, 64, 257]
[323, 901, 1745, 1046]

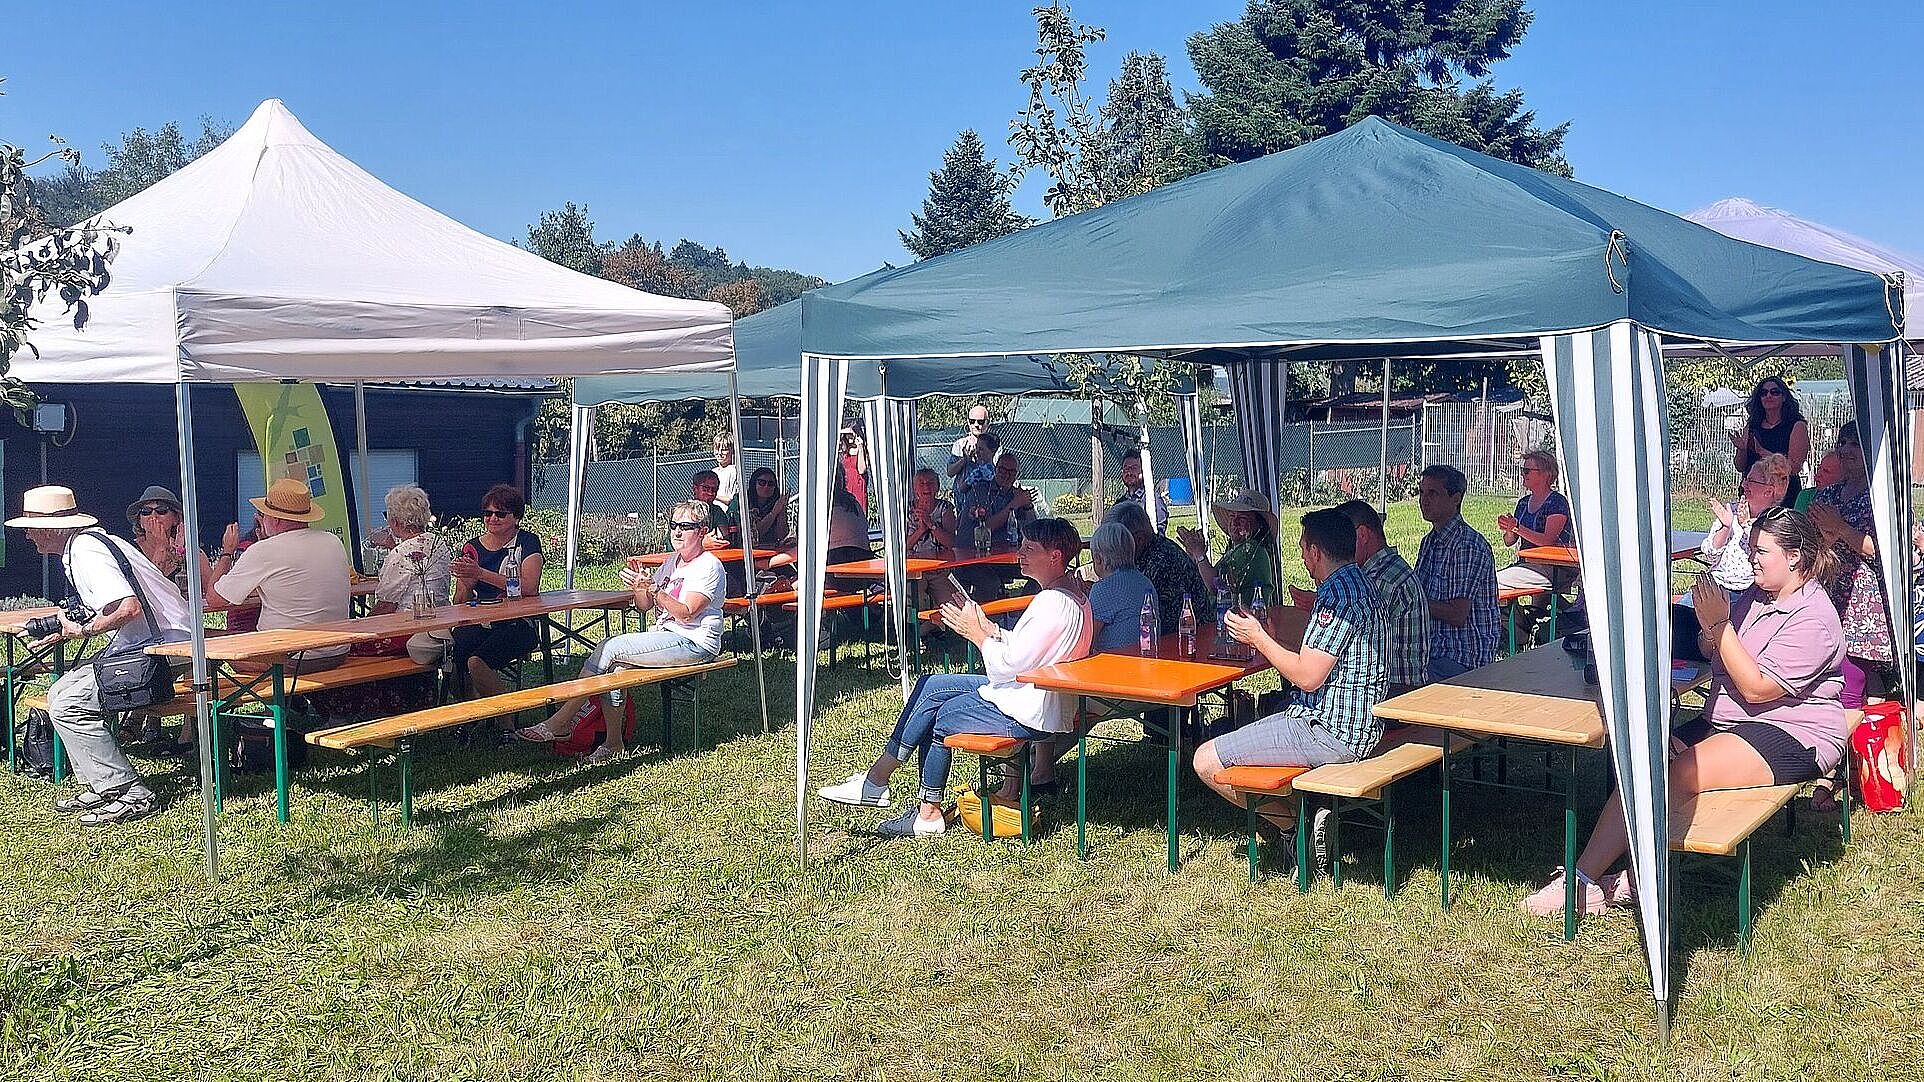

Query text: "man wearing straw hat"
[7, 485, 193, 825]
[205, 477, 353, 672]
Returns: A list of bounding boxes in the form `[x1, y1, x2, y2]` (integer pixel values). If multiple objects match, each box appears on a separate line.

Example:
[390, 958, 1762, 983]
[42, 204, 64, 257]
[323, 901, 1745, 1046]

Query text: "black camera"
[23, 597, 95, 640]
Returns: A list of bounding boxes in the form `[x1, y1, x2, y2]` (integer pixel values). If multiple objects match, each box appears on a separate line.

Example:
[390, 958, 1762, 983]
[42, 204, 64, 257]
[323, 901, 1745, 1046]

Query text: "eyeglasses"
[136, 505, 173, 516]
[669, 521, 706, 533]
[481, 509, 515, 519]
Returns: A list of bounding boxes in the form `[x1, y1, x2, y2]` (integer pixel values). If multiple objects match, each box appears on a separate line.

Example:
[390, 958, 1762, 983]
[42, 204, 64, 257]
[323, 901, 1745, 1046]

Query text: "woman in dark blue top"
[1496, 451, 1574, 610]
[449, 483, 544, 706]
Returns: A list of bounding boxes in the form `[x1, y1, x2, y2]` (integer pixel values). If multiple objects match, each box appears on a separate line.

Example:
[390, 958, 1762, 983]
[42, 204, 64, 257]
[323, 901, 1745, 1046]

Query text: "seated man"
[207, 477, 352, 673]
[1414, 464, 1499, 679]
[1193, 507, 1387, 862]
[815, 518, 1093, 838]
[1335, 499, 1431, 697]
[1107, 499, 1207, 636]
[691, 469, 739, 549]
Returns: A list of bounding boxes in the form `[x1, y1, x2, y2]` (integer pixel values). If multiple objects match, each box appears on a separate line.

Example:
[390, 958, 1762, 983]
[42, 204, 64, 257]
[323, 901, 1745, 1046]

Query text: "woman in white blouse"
[370, 486, 451, 615]
[816, 518, 1093, 838]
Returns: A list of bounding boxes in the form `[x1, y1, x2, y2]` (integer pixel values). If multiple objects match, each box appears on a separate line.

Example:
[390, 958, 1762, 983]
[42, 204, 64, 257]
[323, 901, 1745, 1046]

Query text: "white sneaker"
[816, 773, 892, 808]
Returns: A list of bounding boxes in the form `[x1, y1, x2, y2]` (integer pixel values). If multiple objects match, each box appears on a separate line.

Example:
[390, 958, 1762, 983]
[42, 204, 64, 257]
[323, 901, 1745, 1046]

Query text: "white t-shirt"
[714, 463, 740, 507]
[976, 587, 1094, 733]
[62, 531, 192, 652]
[651, 551, 726, 656]
[215, 527, 353, 659]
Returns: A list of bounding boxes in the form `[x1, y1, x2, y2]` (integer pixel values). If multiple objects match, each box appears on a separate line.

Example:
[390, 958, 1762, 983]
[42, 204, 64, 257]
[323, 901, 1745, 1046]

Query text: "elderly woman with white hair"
[1086, 520, 1156, 653]
[370, 486, 451, 617]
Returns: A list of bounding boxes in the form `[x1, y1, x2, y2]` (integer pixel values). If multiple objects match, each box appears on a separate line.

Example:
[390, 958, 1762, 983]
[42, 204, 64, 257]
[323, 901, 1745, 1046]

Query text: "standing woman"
[744, 466, 790, 549]
[1733, 377, 1809, 508]
[1807, 421, 1896, 809]
[449, 484, 545, 704]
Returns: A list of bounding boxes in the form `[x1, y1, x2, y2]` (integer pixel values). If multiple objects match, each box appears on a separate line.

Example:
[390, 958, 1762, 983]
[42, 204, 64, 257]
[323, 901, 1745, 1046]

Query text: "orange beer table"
[1021, 607, 1308, 870]
[1517, 530, 1709, 569]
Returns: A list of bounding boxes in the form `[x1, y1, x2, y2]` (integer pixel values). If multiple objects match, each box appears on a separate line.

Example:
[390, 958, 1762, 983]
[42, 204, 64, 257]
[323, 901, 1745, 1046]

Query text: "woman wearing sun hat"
[1177, 487, 1278, 605]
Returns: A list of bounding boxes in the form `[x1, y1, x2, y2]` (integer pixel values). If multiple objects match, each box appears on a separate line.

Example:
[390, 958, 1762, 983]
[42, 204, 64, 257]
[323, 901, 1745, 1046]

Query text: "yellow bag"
[955, 788, 1038, 839]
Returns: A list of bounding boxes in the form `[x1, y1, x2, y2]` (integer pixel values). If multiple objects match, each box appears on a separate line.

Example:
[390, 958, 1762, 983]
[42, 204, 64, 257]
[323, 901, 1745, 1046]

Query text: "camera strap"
[72, 529, 163, 649]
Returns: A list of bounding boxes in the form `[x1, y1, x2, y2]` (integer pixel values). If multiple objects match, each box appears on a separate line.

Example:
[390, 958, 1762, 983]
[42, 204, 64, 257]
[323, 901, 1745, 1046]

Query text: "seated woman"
[318, 485, 451, 722]
[1675, 455, 1789, 660]
[906, 466, 960, 609]
[815, 518, 1093, 839]
[518, 500, 724, 764]
[448, 484, 544, 705]
[1523, 508, 1847, 916]
[1087, 521, 1155, 653]
[1178, 487, 1277, 606]
[744, 466, 790, 549]
[1495, 452, 1573, 644]
[1192, 508, 1387, 858]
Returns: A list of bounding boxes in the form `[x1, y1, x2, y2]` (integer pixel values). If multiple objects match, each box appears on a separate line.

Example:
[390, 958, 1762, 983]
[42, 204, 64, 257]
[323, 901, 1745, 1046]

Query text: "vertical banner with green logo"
[234, 384, 354, 551]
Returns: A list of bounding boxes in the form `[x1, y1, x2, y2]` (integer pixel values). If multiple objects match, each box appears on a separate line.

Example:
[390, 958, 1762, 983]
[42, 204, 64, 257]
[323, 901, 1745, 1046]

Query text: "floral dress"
[1811, 482, 1893, 664]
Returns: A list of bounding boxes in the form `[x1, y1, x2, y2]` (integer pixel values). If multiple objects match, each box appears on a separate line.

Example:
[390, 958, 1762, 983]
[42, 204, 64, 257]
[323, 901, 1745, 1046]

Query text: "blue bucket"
[1167, 477, 1194, 505]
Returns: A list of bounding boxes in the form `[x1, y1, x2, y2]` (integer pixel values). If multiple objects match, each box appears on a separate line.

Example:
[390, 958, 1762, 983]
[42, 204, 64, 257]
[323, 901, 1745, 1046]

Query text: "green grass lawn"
[1, 497, 1915, 1081]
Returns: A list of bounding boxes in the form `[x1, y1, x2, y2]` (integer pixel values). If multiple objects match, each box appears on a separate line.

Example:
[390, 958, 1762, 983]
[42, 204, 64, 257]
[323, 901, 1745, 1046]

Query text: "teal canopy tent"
[789, 117, 1906, 1036]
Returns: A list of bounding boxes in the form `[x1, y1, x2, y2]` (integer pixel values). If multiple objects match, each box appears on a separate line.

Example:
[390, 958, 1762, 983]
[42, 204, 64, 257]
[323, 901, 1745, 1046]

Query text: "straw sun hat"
[250, 477, 327, 523]
[5, 485, 101, 529]
[1209, 487, 1279, 537]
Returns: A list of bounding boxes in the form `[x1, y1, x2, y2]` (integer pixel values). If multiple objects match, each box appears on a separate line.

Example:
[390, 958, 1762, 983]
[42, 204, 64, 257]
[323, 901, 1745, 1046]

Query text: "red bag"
[1852, 701, 1911, 813]
[553, 700, 636, 757]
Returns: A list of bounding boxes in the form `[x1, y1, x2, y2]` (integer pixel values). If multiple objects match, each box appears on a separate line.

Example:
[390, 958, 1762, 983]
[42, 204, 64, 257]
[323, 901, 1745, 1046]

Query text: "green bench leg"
[1243, 794, 1260, 883]
[1165, 723, 1179, 873]
[1018, 744, 1032, 844]
[1737, 837, 1752, 952]
[212, 702, 226, 814]
[1440, 740, 1453, 910]
[1295, 800, 1311, 893]
[367, 753, 380, 825]
[1563, 745, 1578, 943]
[1076, 733, 1088, 861]
[398, 741, 414, 829]
[4, 666, 16, 774]
[1330, 798, 1344, 891]
[272, 663, 290, 824]
[1382, 784, 1396, 899]
[1506, 603, 1518, 656]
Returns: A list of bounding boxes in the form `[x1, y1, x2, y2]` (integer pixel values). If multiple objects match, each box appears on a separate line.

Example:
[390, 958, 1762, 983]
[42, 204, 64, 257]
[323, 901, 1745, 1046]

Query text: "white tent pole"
[1178, 384, 1208, 546]
[175, 381, 219, 880]
[1136, 399, 1157, 533]
[1379, 358, 1392, 516]
[353, 381, 372, 566]
[727, 372, 771, 735]
[563, 404, 588, 589]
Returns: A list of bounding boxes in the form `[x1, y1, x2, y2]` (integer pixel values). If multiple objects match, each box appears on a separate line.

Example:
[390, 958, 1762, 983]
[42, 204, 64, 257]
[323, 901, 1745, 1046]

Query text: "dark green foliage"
[899, 130, 1029, 261]
[523, 202, 610, 277]
[1182, 0, 1569, 175]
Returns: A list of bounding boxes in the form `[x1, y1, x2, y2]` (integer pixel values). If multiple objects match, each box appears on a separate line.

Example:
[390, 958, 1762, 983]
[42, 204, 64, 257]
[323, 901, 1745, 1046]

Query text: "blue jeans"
[582, 630, 716, 675]
[883, 673, 1046, 804]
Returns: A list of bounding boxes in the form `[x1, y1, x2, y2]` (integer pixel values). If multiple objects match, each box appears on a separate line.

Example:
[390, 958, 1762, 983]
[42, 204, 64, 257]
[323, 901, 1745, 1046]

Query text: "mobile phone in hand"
[946, 572, 970, 600]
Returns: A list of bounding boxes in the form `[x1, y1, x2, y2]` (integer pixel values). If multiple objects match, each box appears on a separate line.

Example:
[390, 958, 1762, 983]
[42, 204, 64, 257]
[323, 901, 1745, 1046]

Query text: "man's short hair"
[1420, 464, 1467, 497]
[996, 451, 1020, 468]
[1333, 498, 1385, 540]
[1022, 517, 1083, 566]
[1105, 500, 1153, 537]
[1300, 507, 1357, 562]
[692, 469, 719, 487]
[1120, 448, 1142, 465]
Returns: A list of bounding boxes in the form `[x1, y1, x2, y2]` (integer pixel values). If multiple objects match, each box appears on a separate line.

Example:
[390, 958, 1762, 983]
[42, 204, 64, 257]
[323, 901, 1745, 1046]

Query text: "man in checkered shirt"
[1336, 499, 1431, 696]
[1193, 508, 1388, 852]
[1414, 465, 1500, 679]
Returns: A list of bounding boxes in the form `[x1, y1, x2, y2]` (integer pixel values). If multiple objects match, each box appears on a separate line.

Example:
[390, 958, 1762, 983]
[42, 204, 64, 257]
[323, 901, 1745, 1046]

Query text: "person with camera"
[7, 485, 193, 825]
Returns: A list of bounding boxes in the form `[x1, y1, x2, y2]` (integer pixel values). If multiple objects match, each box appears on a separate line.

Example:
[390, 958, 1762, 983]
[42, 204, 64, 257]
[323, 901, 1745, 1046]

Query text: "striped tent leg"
[1229, 358, 1289, 582]
[1845, 339, 1917, 797]
[1541, 321, 1674, 1030]
[795, 352, 848, 868]
[863, 389, 917, 696]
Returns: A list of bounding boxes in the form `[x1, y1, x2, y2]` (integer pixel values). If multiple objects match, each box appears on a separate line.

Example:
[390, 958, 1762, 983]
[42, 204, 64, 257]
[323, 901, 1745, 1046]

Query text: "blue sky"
[5, 1, 1919, 283]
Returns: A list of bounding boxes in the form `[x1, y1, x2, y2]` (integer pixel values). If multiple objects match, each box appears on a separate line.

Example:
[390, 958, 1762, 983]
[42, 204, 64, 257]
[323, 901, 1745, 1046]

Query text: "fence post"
[650, 453, 660, 525]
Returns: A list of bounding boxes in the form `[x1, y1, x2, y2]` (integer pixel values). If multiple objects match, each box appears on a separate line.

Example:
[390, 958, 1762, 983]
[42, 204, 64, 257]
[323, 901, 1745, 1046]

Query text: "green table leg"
[1737, 838, 1752, 952]
[1076, 733, 1088, 861]
[1440, 740, 1453, 909]
[4, 661, 16, 773]
[1165, 710, 1180, 872]
[1563, 745, 1578, 942]
[1296, 802, 1311, 893]
[399, 742, 414, 829]
[1244, 795, 1260, 883]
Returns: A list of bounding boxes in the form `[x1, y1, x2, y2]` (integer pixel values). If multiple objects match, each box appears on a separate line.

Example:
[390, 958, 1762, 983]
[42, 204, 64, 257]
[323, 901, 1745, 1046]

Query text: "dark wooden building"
[1, 380, 551, 599]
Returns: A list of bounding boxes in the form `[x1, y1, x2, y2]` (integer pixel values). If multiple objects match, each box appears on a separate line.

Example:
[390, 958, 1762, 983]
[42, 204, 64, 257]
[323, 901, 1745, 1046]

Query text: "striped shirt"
[1416, 514, 1500, 672]
[1290, 561, 1388, 758]
[1360, 545, 1431, 690]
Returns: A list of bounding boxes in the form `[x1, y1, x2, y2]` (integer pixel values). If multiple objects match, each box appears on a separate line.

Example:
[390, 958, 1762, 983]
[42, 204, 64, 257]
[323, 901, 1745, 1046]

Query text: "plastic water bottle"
[1138, 594, 1158, 655]
[1214, 586, 1232, 637]
[1178, 594, 1199, 658]
[974, 513, 992, 553]
[503, 545, 522, 598]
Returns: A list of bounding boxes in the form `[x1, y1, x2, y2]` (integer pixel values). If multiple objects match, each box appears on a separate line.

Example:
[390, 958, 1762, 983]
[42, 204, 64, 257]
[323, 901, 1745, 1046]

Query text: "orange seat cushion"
[1213, 765, 1310, 792]
[943, 733, 1026, 756]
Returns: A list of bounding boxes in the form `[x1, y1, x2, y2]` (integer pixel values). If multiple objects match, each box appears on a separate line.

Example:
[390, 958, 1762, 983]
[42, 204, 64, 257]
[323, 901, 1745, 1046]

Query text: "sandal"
[514, 725, 565, 744]
[55, 789, 110, 814]
[77, 793, 156, 826]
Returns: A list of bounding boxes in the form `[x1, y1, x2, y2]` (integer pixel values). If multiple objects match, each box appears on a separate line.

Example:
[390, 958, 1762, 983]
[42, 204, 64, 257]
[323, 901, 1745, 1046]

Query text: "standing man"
[1414, 465, 1499, 680]
[947, 404, 996, 498]
[7, 485, 193, 825]
[1335, 499, 1431, 697]
[1119, 448, 1169, 534]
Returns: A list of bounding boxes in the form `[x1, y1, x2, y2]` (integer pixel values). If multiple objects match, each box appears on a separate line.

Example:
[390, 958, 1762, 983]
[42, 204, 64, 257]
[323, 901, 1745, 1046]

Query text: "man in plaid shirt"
[1415, 465, 1499, 679]
[1337, 499, 1431, 695]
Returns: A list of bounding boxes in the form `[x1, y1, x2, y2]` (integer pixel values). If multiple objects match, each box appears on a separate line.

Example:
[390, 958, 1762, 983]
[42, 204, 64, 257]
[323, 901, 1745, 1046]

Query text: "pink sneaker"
[1519, 867, 1609, 917]
[1599, 869, 1637, 908]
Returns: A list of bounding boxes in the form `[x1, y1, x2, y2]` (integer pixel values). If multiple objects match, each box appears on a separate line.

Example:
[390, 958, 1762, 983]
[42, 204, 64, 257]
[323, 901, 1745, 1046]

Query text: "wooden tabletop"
[1372, 642, 1697, 749]
[1518, 530, 1709, 568]
[1021, 607, 1307, 708]
[826, 547, 1022, 579]
[151, 589, 633, 662]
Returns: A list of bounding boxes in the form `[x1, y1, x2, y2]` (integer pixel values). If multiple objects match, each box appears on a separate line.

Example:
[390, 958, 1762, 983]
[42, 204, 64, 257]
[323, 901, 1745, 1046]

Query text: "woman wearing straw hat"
[1178, 487, 1278, 606]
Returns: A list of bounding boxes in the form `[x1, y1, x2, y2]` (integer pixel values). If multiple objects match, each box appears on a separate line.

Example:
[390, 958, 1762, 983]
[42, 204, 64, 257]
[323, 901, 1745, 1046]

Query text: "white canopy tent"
[11, 100, 734, 877]
[1686, 198, 1924, 335]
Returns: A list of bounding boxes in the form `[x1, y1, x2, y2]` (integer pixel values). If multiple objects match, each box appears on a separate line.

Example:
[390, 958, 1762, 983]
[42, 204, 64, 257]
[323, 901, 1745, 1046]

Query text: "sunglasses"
[1518, 466, 1544, 474]
[136, 505, 174, 516]
[969, 418, 988, 427]
[669, 521, 707, 533]
[1760, 387, 1787, 398]
[481, 509, 515, 519]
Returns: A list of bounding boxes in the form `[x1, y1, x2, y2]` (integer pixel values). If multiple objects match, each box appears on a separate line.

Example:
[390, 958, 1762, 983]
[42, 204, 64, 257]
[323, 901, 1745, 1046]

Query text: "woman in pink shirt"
[1525, 507, 1846, 917]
